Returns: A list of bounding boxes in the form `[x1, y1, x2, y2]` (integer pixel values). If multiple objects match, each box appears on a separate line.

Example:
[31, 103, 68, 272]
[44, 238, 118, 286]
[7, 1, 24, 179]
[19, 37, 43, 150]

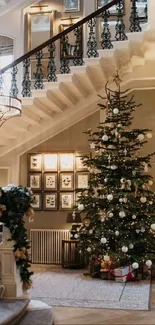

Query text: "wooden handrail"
[0, 0, 119, 74]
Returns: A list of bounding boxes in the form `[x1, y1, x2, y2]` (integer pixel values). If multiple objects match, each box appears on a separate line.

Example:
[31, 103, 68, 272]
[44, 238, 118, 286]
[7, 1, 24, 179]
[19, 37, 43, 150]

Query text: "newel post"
[0, 226, 23, 297]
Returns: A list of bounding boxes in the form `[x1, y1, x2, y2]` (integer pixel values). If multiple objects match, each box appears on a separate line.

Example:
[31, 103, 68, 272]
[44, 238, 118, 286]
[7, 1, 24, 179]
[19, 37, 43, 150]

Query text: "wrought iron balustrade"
[0, 0, 147, 98]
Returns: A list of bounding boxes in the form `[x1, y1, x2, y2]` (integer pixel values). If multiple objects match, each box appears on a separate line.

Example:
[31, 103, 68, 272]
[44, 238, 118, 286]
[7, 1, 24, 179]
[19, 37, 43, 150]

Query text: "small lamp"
[66, 211, 81, 239]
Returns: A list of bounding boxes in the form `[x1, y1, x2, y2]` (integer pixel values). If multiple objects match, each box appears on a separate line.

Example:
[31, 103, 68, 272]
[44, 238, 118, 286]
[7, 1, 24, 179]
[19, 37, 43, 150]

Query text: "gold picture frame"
[75, 153, 88, 171]
[59, 192, 74, 210]
[43, 192, 58, 210]
[64, 0, 80, 12]
[60, 23, 83, 60]
[43, 153, 58, 172]
[96, 0, 124, 15]
[28, 154, 42, 172]
[31, 192, 42, 211]
[25, 10, 56, 53]
[59, 172, 74, 191]
[43, 173, 58, 191]
[59, 153, 74, 171]
[75, 172, 90, 189]
[28, 173, 42, 191]
[30, 58, 49, 80]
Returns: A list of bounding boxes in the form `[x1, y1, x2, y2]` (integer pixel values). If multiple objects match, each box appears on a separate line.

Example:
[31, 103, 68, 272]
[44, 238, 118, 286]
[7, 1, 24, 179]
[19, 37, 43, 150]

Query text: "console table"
[61, 239, 85, 268]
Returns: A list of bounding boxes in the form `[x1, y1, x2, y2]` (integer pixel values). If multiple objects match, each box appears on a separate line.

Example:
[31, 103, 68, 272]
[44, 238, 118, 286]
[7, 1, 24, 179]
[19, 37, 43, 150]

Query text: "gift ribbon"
[110, 265, 136, 281]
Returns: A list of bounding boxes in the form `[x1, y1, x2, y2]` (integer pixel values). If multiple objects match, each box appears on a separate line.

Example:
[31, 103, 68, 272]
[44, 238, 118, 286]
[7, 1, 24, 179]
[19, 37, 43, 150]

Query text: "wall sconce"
[30, 4, 49, 12]
[61, 16, 80, 24]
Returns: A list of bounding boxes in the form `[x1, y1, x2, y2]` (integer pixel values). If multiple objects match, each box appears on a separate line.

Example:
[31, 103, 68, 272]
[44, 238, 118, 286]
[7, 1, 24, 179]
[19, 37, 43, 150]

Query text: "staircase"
[0, 0, 154, 163]
[0, 299, 54, 325]
[0, 299, 29, 325]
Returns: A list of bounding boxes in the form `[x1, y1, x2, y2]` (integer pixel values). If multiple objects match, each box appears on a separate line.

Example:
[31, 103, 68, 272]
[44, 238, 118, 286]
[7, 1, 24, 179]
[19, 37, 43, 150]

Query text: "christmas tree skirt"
[28, 269, 151, 310]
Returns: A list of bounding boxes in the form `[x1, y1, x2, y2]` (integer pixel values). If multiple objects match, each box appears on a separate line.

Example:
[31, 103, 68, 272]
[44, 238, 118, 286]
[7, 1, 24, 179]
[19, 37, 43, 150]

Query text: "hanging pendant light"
[0, 73, 21, 127]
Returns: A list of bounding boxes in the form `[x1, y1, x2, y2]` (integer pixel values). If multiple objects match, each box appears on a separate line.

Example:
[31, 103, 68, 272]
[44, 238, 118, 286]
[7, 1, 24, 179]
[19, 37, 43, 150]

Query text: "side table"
[61, 239, 85, 268]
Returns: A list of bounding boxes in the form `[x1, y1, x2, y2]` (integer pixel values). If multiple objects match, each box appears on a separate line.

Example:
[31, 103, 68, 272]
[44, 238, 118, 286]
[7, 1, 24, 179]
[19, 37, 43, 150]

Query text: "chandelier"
[0, 95, 21, 127]
[0, 72, 22, 127]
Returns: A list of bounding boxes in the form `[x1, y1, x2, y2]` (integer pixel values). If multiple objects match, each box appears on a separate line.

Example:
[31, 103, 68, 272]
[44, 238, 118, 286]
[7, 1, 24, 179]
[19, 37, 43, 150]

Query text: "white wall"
[0, 168, 8, 187]
[0, 0, 40, 60]
[0, 8, 24, 59]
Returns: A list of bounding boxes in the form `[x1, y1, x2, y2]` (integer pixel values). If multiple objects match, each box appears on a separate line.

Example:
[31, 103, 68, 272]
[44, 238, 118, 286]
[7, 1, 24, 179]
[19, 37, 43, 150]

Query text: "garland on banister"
[0, 185, 35, 290]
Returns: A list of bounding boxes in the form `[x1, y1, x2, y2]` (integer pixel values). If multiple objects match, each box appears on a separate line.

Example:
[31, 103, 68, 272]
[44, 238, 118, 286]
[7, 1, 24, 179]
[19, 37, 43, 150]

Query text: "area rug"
[28, 268, 151, 311]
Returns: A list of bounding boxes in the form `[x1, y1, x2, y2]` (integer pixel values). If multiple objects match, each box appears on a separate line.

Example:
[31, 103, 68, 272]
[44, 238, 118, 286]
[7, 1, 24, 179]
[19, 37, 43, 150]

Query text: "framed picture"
[64, 0, 80, 12]
[28, 154, 42, 172]
[75, 191, 82, 203]
[59, 192, 74, 210]
[75, 154, 88, 171]
[60, 172, 74, 191]
[31, 58, 49, 80]
[43, 173, 58, 191]
[43, 153, 58, 171]
[31, 193, 42, 211]
[28, 173, 42, 191]
[96, 0, 124, 16]
[60, 24, 83, 60]
[136, 0, 147, 19]
[43, 192, 58, 210]
[59, 153, 74, 171]
[25, 10, 55, 52]
[76, 172, 89, 189]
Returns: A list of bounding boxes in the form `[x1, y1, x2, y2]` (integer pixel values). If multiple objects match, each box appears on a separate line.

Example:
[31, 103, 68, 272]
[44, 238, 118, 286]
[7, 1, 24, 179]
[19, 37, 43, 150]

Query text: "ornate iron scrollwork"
[34, 50, 44, 89]
[47, 43, 57, 82]
[10, 65, 18, 98]
[60, 59, 71, 74]
[144, 4, 148, 20]
[73, 26, 84, 66]
[101, 10, 113, 49]
[129, 0, 141, 32]
[60, 35, 71, 74]
[60, 25, 83, 72]
[87, 18, 98, 58]
[22, 58, 31, 97]
[115, 0, 127, 41]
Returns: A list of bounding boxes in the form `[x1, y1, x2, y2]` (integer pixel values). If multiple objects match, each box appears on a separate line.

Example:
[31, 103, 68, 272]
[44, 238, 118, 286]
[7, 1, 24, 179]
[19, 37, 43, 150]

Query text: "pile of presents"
[88, 255, 152, 282]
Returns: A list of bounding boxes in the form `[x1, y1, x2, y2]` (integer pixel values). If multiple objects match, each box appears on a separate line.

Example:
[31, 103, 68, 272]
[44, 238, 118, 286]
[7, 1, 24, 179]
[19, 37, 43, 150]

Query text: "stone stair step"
[0, 299, 29, 325]
[16, 300, 54, 325]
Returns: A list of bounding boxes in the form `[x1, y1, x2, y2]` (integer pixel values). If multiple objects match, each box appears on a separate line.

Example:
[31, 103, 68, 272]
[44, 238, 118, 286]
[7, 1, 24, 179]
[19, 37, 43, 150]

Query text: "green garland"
[0, 185, 35, 290]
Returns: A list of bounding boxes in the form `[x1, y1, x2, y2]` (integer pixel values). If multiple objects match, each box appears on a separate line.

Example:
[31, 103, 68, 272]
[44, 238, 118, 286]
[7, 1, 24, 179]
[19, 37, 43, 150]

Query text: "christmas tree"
[76, 74, 155, 275]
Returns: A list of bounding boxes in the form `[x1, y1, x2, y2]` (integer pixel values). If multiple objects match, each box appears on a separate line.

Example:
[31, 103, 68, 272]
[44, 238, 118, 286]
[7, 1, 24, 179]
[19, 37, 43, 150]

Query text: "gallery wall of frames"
[27, 152, 89, 211]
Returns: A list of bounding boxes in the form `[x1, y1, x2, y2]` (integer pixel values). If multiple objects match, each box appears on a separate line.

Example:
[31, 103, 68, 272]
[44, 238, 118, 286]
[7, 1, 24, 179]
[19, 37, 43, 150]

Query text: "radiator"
[30, 229, 70, 264]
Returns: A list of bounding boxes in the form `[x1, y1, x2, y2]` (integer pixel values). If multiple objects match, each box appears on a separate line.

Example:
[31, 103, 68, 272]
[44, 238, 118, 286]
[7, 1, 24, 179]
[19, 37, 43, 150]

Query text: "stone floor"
[53, 282, 155, 325]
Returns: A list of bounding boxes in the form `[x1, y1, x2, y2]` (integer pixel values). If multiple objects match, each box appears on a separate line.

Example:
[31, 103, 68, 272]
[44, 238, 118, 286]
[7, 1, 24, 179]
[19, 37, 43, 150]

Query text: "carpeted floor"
[28, 268, 151, 310]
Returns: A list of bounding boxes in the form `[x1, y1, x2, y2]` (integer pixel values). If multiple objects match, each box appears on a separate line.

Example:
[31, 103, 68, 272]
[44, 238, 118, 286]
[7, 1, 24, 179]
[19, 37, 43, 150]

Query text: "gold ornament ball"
[147, 133, 152, 139]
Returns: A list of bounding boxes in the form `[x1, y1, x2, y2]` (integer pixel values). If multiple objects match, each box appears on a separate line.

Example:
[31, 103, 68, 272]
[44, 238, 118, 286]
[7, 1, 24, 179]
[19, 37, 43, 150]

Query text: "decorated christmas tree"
[76, 74, 155, 277]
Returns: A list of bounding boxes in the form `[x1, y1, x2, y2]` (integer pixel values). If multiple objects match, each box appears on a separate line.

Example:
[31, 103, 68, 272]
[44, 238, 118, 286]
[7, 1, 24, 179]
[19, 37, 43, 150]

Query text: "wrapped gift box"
[100, 269, 109, 280]
[114, 265, 133, 282]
